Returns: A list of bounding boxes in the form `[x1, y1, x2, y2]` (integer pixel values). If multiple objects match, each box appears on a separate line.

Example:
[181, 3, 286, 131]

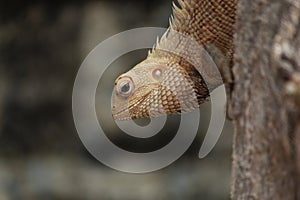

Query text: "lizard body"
[112, 0, 237, 120]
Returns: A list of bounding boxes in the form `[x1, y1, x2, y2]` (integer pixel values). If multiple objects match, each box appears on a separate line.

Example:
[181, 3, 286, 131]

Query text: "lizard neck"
[147, 0, 237, 88]
[150, 0, 237, 60]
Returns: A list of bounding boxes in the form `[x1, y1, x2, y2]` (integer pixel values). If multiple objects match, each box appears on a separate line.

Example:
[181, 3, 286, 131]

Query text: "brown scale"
[171, 0, 237, 58]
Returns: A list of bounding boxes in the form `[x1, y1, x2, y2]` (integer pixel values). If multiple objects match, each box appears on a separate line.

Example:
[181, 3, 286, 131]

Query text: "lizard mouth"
[112, 87, 153, 121]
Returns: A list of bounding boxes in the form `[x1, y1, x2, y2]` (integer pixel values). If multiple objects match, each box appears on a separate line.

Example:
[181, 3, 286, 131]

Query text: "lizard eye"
[116, 77, 134, 97]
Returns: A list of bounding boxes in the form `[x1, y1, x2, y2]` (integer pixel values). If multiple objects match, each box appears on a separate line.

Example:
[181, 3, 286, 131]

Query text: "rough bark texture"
[230, 0, 300, 199]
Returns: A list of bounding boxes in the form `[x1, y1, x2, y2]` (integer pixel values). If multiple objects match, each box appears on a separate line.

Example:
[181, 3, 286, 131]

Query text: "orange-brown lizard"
[112, 0, 237, 120]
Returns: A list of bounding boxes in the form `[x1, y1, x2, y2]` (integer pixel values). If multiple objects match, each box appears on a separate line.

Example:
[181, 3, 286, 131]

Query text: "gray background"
[0, 0, 233, 199]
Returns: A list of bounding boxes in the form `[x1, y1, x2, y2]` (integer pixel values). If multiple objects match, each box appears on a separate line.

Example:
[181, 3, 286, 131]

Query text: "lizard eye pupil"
[121, 83, 130, 93]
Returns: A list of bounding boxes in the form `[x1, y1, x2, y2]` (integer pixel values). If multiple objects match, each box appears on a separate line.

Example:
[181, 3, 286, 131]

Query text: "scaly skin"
[112, 0, 237, 120]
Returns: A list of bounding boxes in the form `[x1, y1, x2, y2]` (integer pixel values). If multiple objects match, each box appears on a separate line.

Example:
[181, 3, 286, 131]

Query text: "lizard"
[112, 0, 237, 120]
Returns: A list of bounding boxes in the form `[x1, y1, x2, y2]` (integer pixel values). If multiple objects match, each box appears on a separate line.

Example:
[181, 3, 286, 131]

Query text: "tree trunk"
[230, 0, 300, 199]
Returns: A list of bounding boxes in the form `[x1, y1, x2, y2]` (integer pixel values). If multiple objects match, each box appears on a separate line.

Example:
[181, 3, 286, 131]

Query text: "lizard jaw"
[112, 88, 153, 121]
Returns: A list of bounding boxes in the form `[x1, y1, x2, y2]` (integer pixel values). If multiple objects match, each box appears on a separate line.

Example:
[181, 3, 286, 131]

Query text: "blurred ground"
[0, 0, 233, 199]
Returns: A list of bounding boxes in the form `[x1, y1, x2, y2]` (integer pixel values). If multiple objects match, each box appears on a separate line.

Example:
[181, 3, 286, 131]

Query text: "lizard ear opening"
[116, 76, 134, 98]
[152, 68, 163, 80]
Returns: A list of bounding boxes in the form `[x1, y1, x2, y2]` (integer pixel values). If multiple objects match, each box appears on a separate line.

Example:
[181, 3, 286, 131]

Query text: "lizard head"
[110, 0, 234, 121]
[111, 55, 209, 121]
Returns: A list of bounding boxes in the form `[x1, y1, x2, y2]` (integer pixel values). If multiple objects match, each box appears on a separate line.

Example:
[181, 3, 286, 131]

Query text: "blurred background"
[0, 0, 233, 199]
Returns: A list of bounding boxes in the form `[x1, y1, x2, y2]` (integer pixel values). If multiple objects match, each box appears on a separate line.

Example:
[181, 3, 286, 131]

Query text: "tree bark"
[230, 0, 300, 199]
